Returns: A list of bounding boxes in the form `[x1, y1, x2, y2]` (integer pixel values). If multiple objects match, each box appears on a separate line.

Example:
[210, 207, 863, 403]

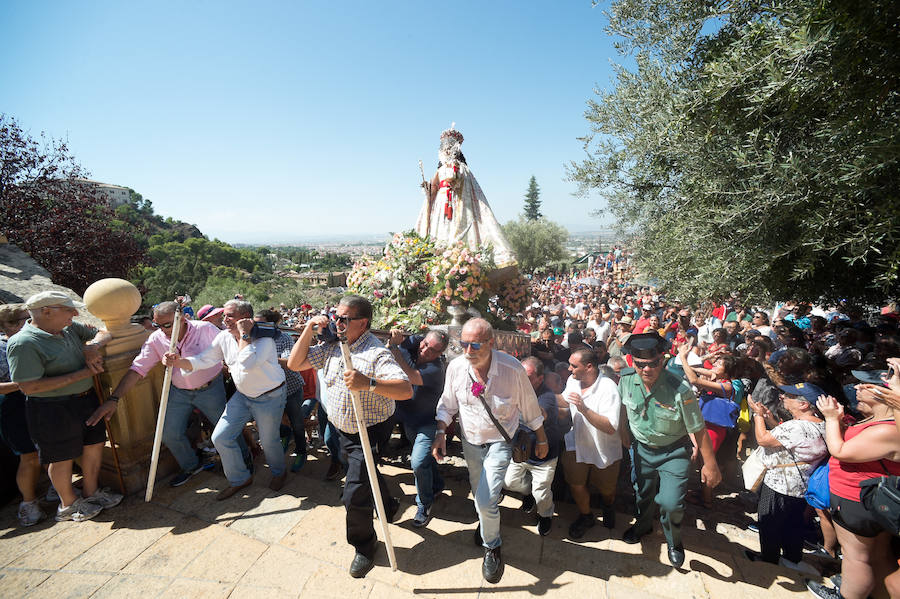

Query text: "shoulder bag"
[859, 460, 900, 536]
[469, 374, 533, 463]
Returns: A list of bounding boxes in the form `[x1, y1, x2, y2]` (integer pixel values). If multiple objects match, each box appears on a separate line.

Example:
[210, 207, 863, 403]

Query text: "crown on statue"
[440, 126, 464, 144]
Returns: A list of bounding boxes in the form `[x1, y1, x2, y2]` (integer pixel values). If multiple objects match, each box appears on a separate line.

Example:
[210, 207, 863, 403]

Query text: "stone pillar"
[83, 278, 177, 493]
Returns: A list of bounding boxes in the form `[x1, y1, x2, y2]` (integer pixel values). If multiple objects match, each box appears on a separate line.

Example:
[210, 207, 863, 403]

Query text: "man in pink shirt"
[91, 301, 229, 487]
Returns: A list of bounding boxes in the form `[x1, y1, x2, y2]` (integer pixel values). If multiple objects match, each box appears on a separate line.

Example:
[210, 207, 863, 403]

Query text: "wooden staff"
[337, 331, 398, 571]
[92, 374, 127, 495]
[145, 303, 184, 501]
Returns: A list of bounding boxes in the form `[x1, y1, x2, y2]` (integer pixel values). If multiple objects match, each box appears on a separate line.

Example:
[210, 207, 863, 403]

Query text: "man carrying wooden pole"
[287, 295, 413, 577]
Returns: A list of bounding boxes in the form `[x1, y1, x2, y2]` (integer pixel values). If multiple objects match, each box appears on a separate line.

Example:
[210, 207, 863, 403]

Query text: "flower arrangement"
[494, 272, 530, 316]
[427, 242, 491, 314]
[347, 230, 522, 331]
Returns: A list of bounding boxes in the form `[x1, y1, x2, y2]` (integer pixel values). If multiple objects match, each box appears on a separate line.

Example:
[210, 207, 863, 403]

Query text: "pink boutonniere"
[471, 380, 485, 398]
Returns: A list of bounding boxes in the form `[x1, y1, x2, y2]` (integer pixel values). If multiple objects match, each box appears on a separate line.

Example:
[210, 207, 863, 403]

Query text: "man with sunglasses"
[287, 295, 412, 579]
[164, 299, 287, 499]
[92, 301, 225, 487]
[618, 332, 722, 568]
[432, 318, 548, 584]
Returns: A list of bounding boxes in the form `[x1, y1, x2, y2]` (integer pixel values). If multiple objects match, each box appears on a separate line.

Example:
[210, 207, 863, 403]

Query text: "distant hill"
[112, 188, 205, 246]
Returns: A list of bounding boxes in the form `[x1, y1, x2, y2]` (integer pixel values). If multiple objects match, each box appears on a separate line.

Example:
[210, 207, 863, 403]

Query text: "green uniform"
[619, 368, 705, 548]
[7, 321, 97, 398]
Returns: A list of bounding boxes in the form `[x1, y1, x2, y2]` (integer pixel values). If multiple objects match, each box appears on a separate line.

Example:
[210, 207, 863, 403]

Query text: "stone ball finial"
[83, 278, 142, 337]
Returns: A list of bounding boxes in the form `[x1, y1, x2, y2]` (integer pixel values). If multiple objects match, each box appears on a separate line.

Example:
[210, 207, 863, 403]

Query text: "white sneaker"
[84, 488, 123, 509]
[17, 500, 46, 527]
[56, 498, 103, 522]
[779, 557, 819, 577]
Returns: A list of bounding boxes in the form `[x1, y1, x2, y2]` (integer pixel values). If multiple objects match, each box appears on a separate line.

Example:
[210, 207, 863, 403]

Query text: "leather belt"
[174, 373, 222, 392]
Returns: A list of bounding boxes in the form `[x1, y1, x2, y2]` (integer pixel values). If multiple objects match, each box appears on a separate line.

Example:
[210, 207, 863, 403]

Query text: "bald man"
[432, 318, 548, 584]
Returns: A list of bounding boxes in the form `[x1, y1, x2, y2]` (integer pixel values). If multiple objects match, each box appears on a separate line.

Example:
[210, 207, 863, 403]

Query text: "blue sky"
[2, 2, 623, 243]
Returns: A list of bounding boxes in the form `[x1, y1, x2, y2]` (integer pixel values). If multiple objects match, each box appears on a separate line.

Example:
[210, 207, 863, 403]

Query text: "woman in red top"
[815, 387, 900, 599]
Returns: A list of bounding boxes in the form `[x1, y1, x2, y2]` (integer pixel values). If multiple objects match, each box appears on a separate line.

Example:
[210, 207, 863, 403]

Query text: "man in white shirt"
[586, 308, 611, 345]
[561, 348, 623, 539]
[431, 318, 548, 584]
[164, 299, 287, 500]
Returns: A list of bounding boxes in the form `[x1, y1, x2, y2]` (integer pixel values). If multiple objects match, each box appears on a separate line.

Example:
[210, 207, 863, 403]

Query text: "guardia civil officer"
[618, 332, 722, 568]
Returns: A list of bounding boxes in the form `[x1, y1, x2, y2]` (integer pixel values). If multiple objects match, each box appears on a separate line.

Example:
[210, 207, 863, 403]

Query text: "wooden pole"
[92, 374, 127, 495]
[145, 306, 184, 502]
[337, 334, 398, 571]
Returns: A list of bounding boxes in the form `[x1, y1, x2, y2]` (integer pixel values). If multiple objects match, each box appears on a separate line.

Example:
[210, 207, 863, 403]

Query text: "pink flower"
[471, 381, 485, 397]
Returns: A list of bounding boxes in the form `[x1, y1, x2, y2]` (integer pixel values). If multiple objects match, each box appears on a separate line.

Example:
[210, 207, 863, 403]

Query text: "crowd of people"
[1, 247, 899, 597]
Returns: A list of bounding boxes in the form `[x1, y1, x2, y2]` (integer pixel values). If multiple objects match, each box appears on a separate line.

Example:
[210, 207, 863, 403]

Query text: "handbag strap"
[469, 373, 511, 443]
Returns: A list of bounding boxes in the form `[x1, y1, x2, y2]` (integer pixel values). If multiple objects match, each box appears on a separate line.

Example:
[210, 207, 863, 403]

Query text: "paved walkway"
[0, 445, 831, 599]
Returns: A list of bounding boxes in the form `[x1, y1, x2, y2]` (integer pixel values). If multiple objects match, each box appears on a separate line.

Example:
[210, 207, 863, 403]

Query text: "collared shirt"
[618, 369, 705, 448]
[307, 331, 408, 434]
[7, 321, 97, 397]
[273, 330, 303, 397]
[564, 374, 622, 468]
[185, 330, 284, 398]
[130, 319, 222, 390]
[436, 350, 544, 445]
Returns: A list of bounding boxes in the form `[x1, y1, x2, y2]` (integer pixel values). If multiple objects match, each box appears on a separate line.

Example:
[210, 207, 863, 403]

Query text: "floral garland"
[347, 230, 519, 331]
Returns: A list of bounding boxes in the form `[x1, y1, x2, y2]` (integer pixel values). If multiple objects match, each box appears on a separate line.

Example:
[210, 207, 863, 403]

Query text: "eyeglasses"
[460, 341, 483, 350]
[152, 321, 174, 329]
[633, 358, 662, 369]
[332, 315, 366, 325]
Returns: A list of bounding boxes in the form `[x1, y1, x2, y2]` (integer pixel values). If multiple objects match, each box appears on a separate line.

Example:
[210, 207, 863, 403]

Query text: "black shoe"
[602, 505, 616, 529]
[473, 528, 483, 547]
[568, 512, 595, 539]
[520, 494, 536, 514]
[668, 544, 685, 568]
[349, 552, 375, 578]
[538, 516, 552, 537]
[482, 547, 504, 584]
[622, 526, 649, 544]
[384, 497, 400, 523]
[325, 461, 344, 481]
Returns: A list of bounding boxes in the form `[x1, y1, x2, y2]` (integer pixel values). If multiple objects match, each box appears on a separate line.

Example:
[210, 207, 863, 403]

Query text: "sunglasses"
[332, 315, 366, 325]
[152, 321, 174, 329]
[460, 341, 484, 350]
[633, 358, 662, 369]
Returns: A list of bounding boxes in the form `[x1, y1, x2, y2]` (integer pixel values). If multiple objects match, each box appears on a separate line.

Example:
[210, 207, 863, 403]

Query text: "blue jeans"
[403, 422, 443, 509]
[461, 436, 512, 550]
[162, 375, 227, 471]
[212, 384, 287, 486]
[319, 403, 346, 466]
[284, 391, 315, 456]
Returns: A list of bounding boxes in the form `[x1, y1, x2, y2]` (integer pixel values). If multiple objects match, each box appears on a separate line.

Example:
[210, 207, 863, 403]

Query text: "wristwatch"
[108, 395, 120, 403]
[241, 333, 250, 341]
[369, 377, 377, 390]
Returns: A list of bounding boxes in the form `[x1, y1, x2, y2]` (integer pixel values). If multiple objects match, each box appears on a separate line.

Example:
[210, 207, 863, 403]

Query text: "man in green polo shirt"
[618, 332, 721, 568]
[7, 291, 122, 522]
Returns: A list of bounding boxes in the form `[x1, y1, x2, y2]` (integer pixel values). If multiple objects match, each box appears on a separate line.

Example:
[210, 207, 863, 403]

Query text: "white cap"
[25, 290, 84, 310]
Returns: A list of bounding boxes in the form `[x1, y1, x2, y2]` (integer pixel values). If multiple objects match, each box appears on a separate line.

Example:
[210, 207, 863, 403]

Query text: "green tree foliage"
[570, 0, 900, 303]
[502, 217, 569, 273]
[133, 237, 270, 305]
[0, 114, 147, 294]
[523, 176, 542, 220]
